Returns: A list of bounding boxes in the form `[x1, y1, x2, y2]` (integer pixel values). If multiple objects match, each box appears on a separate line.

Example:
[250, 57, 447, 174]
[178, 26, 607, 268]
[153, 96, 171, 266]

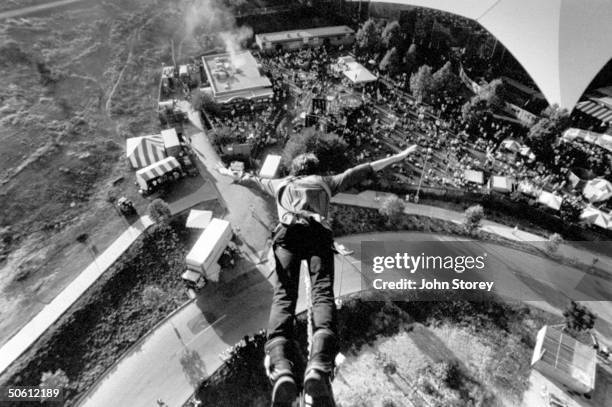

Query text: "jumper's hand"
[216, 163, 233, 177]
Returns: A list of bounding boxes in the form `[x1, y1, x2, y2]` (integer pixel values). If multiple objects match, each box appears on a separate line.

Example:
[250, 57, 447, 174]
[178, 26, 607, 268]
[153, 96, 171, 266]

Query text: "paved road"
[78, 231, 612, 407]
[0, 185, 217, 376]
[0, 0, 89, 20]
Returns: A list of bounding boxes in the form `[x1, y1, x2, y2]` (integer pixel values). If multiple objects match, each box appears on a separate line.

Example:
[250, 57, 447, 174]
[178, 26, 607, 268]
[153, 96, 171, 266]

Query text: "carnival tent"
[583, 178, 612, 202]
[538, 191, 563, 211]
[375, 0, 612, 110]
[135, 156, 181, 190]
[126, 135, 166, 169]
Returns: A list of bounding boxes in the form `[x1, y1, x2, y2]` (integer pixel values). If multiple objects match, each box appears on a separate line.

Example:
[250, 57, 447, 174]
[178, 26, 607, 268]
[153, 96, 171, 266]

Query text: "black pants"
[267, 222, 336, 340]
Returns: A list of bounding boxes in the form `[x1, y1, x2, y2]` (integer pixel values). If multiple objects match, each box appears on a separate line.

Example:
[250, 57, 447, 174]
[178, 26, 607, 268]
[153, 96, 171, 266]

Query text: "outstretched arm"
[216, 163, 277, 196]
[370, 144, 418, 172]
[326, 144, 418, 195]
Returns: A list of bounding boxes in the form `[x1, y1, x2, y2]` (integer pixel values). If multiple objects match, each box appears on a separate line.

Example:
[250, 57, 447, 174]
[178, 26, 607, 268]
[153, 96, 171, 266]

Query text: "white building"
[255, 26, 355, 53]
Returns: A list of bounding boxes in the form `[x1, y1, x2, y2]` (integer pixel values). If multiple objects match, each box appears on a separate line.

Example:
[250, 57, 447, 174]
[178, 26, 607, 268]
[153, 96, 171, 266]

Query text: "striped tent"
[126, 135, 166, 168]
[575, 100, 612, 123]
[135, 157, 181, 190]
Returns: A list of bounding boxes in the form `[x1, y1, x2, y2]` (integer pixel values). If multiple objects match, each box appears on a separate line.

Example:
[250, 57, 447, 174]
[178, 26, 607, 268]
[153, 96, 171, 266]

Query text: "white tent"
[500, 139, 522, 153]
[343, 67, 377, 85]
[489, 175, 513, 193]
[185, 209, 213, 229]
[126, 135, 166, 169]
[374, 0, 612, 110]
[593, 211, 612, 230]
[583, 178, 612, 202]
[579, 206, 601, 224]
[464, 169, 484, 185]
[538, 191, 563, 211]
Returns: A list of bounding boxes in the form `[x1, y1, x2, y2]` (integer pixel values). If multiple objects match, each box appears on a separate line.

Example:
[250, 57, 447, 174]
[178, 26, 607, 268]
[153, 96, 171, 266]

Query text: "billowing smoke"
[183, 0, 253, 68]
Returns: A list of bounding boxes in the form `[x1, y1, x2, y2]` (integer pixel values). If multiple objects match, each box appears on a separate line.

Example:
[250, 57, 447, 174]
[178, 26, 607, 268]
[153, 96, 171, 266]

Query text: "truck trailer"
[182, 218, 233, 289]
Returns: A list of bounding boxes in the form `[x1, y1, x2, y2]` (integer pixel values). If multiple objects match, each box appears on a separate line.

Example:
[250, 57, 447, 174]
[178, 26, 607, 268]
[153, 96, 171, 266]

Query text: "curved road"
[0, 0, 90, 20]
[78, 231, 612, 407]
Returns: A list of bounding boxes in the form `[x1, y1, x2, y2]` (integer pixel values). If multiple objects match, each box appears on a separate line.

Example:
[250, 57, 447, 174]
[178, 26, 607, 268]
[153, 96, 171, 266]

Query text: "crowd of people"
[201, 37, 611, 222]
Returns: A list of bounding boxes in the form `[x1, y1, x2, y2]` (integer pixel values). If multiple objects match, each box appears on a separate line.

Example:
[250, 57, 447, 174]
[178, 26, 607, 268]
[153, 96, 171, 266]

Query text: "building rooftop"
[256, 26, 354, 44]
[202, 51, 272, 96]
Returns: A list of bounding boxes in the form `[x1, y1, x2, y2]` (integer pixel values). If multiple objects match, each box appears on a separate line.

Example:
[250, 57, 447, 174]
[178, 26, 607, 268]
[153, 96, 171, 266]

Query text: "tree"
[399, 9, 417, 40]
[379, 47, 400, 74]
[148, 198, 171, 224]
[464, 204, 484, 233]
[379, 194, 405, 224]
[381, 21, 402, 50]
[40, 369, 69, 401]
[409, 65, 435, 103]
[527, 104, 570, 162]
[282, 127, 349, 174]
[544, 233, 563, 254]
[477, 78, 506, 109]
[432, 61, 460, 97]
[142, 285, 167, 308]
[563, 301, 596, 333]
[404, 43, 418, 73]
[355, 19, 381, 55]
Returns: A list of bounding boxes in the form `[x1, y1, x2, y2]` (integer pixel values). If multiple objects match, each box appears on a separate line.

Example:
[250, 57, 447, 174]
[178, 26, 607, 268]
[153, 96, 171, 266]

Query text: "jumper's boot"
[303, 329, 337, 398]
[264, 337, 298, 404]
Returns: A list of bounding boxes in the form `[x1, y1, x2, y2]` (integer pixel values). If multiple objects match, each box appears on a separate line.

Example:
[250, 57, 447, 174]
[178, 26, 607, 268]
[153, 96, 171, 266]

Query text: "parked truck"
[182, 218, 233, 291]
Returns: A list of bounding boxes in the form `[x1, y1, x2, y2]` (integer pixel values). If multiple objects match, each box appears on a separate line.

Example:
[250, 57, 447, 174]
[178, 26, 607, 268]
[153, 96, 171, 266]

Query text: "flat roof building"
[255, 26, 355, 53]
[201, 51, 273, 106]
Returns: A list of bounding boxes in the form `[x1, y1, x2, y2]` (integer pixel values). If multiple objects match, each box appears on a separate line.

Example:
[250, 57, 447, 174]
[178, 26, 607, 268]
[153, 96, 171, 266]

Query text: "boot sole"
[304, 374, 331, 398]
[272, 375, 298, 404]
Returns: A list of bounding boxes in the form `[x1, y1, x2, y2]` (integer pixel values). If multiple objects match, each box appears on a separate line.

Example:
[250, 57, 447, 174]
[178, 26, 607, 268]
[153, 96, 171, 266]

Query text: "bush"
[40, 369, 70, 400]
[378, 194, 405, 224]
[544, 233, 563, 254]
[142, 285, 167, 308]
[563, 301, 596, 334]
[464, 205, 484, 233]
[148, 198, 171, 224]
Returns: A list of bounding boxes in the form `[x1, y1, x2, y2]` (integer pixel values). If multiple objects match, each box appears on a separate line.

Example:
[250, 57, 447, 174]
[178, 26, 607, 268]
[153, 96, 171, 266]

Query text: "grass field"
[0, 0, 203, 345]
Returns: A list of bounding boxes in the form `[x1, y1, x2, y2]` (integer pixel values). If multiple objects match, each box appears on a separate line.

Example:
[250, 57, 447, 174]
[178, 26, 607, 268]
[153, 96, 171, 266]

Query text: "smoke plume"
[183, 0, 253, 68]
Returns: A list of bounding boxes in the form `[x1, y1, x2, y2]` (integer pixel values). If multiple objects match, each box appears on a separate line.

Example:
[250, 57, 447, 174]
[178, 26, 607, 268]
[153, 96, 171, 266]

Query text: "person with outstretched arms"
[218, 145, 418, 404]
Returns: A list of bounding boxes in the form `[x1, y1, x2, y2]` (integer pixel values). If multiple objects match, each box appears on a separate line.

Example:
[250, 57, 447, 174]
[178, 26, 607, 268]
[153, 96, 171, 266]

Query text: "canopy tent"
[343, 67, 377, 85]
[489, 175, 514, 193]
[538, 190, 563, 211]
[126, 135, 166, 169]
[580, 206, 612, 230]
[464, 169, 484, 185]
[373, 0, 612, 111]
[500, 139, 522, 153]
[583, 178, 612, 202]
[593, 211, 612, 230]
[562, 128, 612, 153]
[575, 100, 612, 124]
[579, 206, 602, 223]
[135, 156, 181, 190]
[185, 209, 213, 229]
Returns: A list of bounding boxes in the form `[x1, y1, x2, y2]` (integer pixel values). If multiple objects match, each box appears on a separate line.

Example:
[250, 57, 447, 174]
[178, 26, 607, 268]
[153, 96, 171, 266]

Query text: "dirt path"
[0, 0, 87, 19]
[105, 32, 138, 115]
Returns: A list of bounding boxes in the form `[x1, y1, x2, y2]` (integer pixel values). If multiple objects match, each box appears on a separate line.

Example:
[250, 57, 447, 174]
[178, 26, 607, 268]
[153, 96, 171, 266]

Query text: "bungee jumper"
[218, 144, 418, 406]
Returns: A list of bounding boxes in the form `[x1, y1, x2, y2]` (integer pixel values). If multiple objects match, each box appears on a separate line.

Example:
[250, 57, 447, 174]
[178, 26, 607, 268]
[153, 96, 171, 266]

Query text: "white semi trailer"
[182, 218, 233, 291]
